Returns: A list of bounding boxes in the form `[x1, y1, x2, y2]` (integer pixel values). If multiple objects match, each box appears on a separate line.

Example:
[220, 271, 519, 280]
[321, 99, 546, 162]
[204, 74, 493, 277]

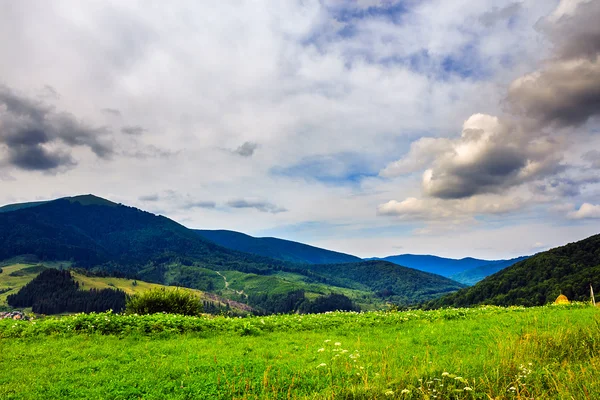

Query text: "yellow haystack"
[554, 294, 569, 304]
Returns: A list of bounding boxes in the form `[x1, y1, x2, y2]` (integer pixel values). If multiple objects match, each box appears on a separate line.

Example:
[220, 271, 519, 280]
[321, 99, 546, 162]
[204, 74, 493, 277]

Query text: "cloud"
[383, 114, 563, 199]
[122, 145, 180, 160]
[0, 85, 113, 171]
[182, 201, 216, 210]
[380, 0, 600, 208]
[507, 57, 600, 128]
[121, 125, 145, 135]
[377, 194, 524, 220]
[583, 150, 600, 168]
[227, 199, 287, 214]
[568, 203, 600, 219]
[479, 3, 522, 27]
[233, 142, 258, 157]
[101, 108, 122, 117]
[139, 194, 159, 202]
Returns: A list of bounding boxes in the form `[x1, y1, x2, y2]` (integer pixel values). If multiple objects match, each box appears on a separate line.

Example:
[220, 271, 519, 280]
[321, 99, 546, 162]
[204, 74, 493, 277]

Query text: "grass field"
[1, 304, 598, 399]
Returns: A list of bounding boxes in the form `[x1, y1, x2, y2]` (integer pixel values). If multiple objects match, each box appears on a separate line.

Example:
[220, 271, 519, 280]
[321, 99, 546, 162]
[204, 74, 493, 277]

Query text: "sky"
[1, 0, 599, 259]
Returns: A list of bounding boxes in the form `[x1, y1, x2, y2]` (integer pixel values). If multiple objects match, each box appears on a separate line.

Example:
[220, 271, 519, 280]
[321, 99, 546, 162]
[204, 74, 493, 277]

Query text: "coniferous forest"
[7, 269, 126, 314]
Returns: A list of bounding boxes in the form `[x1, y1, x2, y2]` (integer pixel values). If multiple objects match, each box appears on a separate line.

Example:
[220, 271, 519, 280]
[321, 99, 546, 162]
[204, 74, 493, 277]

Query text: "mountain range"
[368, 254, 528, 282]
[0, 195, 465, 312]
[195, 229, 361, 264]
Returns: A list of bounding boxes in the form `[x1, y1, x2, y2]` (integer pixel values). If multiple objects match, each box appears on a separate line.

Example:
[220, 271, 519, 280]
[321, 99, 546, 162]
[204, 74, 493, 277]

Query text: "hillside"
[449, 256, 530, 285]
[430, 233, 600, 307]
[371, 254, 525, 278]
[195, 229, 361, 264]
[0, 195, 465, 311]
[295, 260, 466, 304]
[0, 263, 249, 314]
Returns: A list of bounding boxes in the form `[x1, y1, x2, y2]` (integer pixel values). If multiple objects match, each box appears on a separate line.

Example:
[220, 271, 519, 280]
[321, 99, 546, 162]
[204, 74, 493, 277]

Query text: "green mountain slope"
[195, 229, 361, 264]
[0, 195, 465, 311]
[430, 234, 600, 307]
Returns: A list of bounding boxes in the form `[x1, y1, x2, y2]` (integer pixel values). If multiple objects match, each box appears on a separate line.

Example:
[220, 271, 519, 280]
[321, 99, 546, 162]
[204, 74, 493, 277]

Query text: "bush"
[126, 289, 203, 316]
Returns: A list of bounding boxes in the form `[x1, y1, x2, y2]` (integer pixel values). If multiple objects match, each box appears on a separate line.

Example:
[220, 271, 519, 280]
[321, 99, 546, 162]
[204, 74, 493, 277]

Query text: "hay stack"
[554, 294, 569, 304]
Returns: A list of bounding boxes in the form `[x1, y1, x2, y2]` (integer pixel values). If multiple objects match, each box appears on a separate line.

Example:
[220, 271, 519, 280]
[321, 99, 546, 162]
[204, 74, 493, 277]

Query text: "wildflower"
[324, 340, 331, 343]
[317, 348, 325, 352]
[401, 389, 410, 394]
[384, 389, 394, 396]
[442, 372, 450, 377]
[464, 387, 473, 391]
[317, 363, 327, 368]
[334, 342, 341, 346]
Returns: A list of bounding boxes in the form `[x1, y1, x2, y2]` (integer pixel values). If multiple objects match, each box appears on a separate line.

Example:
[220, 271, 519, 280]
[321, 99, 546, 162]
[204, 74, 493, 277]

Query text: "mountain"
[449, 256, 530, 286]
[370, 254, 525, 278]
[0, 195, 465, 311]
[430, 234, 600, 308]
[195, 229, 361, 264]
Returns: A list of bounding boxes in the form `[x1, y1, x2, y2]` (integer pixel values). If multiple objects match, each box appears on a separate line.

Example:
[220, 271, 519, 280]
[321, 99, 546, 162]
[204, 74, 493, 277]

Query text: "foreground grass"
[1, 305, 599, 399]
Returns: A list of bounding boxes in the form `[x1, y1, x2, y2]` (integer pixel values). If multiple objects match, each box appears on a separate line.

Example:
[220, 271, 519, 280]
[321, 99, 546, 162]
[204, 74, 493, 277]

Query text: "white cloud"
[568, 203, 600, 219]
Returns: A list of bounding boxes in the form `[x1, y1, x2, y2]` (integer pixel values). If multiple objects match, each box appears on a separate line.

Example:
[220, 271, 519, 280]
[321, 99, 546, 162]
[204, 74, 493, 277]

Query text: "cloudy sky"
[1, 0, 599, 259]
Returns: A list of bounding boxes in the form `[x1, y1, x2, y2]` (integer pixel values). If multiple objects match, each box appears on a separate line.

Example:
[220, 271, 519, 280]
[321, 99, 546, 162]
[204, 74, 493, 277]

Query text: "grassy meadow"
[1, 304, 599, 399]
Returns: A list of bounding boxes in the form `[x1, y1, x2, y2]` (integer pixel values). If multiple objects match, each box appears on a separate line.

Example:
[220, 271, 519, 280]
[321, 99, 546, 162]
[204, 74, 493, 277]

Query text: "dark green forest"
[429, 234, 600, 307]
[7, 269, 126, 314]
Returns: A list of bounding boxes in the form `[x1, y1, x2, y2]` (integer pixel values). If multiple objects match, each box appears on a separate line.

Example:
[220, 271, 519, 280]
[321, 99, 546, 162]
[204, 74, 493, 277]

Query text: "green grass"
[1, 304, 599, 399]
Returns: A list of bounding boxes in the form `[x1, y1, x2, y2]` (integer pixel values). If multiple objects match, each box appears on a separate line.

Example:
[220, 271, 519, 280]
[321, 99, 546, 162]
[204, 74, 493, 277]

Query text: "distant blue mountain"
[195, 230, 362, 265]
[449, 256, 530, 285]
[367, 254, 528, 282]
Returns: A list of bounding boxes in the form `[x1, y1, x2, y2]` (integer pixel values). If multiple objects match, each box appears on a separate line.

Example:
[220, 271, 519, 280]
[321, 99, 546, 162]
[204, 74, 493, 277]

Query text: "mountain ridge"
[195, 229, 361, 264]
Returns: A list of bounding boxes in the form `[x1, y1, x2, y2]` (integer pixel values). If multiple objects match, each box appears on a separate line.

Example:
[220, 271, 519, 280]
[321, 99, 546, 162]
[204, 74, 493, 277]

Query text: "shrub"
[125, 288, 203, 316]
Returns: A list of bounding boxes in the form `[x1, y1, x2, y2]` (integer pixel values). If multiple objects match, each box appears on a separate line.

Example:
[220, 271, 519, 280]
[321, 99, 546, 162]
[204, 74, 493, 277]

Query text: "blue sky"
[1, 0, 599, 259]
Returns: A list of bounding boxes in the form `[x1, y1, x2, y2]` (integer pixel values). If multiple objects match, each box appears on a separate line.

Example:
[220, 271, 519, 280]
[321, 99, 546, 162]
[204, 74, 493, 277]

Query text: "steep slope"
[430, 234, 600, 307]
[0, 195, 284, 273]
[195, 229, 361, 264]
[371, 254, 525, 278]
[449, 256, 530, 285]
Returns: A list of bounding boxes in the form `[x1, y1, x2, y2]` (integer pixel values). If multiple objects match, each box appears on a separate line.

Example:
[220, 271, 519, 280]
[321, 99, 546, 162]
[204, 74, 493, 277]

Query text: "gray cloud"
[233, 141, 258, 157]
[508, 1, 600, 129]
[479, 3, 522, 27]
[381, 0, 600, 202]
[182, 201, 216, 210]
[583, 150, 600, 168]
[539, 0, 600, 61]
[139, 194, 160, 202]
[101, 108, 122, 117]
[227, 199, 287, 214]
[121, 125, 145, 135]
[0, 85, 113, 171]
[122, 145, 180, 160]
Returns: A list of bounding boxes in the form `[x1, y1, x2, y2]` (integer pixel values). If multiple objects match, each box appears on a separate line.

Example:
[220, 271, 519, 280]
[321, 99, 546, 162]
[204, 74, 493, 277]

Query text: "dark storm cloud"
[121, 125, 145, 135]
[0, 85, 113, 171]
[233, 141, 258, 157]
[227, 199, 287, 214]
